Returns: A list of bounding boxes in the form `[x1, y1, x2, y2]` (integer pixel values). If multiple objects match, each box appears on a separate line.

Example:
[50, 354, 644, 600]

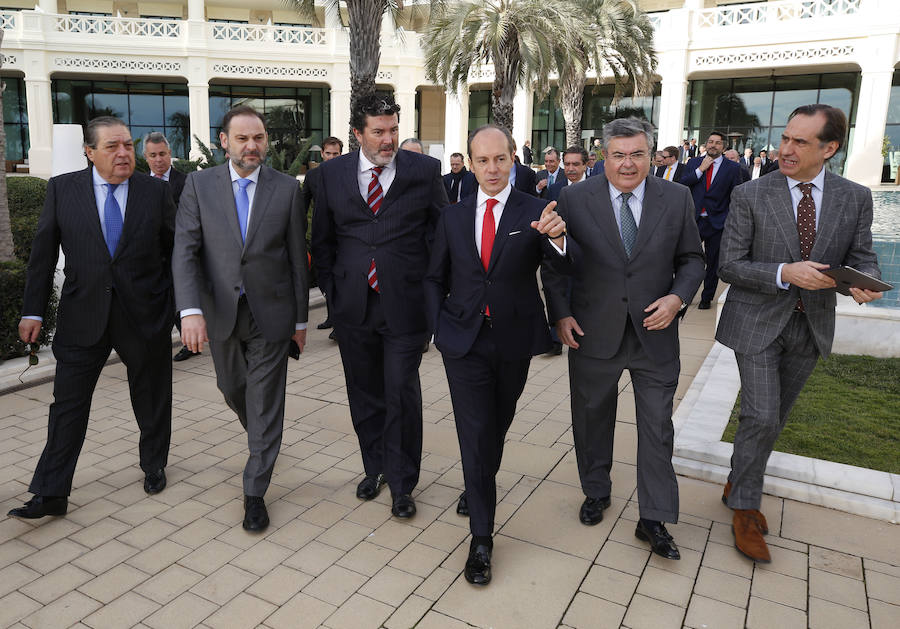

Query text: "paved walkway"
[1, 303, 898, 629]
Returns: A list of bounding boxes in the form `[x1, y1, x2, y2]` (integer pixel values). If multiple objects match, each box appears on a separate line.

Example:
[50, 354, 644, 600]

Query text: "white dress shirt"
[93, 167, 129, 243]
[151, 167, 171, 182]
[609, 179, 647, 240]
[358, 151, 396, 200]
[776, 166, 826, 289]
[475, 184, 566, 256]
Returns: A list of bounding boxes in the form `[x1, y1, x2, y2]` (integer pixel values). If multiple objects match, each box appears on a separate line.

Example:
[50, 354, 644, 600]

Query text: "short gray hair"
[142, 131, 170, 154]
[602, 117, 655, 152]
[399, 138, 423, 151]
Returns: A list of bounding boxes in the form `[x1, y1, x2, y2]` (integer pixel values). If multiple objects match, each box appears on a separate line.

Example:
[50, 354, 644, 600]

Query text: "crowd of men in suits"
[10, 100, 882, 586]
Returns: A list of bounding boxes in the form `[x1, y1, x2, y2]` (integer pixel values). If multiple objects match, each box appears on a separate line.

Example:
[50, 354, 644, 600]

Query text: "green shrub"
[8, 176, 48, 263]
[1, 260, 58, 360]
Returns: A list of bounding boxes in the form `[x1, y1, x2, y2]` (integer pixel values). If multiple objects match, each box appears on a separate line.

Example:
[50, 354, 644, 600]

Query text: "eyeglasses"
[608, 151, 649, 163]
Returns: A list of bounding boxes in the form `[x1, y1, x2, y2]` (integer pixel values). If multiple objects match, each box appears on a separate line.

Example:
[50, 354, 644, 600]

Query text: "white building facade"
[1, 0, 899, 186]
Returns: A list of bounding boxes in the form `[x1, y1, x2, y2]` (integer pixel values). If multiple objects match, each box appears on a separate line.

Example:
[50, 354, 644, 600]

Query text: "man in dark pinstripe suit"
[717, 105, 882, 563]
[312, 97, 448, 519]
[10, 117, 175, 519]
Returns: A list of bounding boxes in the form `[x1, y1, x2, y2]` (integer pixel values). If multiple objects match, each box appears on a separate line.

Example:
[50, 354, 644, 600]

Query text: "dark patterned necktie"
[619, 192, 637, 257]
[367, 167, 383, 292]
[796, 182, 816, 311]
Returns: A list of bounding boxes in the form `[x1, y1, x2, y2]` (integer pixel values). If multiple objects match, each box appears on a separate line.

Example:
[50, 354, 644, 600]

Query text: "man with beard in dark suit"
[10, 117, 175, 519]
[312, 96, 449, 519]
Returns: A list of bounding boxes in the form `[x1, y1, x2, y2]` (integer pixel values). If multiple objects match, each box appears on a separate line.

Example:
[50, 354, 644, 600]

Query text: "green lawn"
[722, 354, 900, 474]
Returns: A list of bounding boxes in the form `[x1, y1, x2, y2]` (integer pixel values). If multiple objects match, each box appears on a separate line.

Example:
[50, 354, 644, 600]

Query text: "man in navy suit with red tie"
[680, 131, 743, 309]
[424, 125, 571, 585]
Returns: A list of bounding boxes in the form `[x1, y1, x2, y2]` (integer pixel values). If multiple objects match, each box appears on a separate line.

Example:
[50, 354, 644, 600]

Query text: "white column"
[324, 2, 342, 28]
[396, 88, 416, 142]
[443, 88, 468, 171]
[186, 59, 210, 160]
[658, 76, 688, 149]
[845, 71, 894, 185]
[331, 87, 352, 147]
[187, 0, 204, 21]
[512, 87, 532, 152]
[23, 50, 53, 179]
[653, 9, 691, 149]
[37, 0, 56, 13]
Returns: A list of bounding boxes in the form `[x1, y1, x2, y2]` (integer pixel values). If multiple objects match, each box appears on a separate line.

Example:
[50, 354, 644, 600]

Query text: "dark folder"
[822, 266, 893, 296]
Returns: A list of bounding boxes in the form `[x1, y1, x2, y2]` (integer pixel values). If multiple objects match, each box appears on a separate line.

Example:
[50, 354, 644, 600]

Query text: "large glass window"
[51, 79, 190, 158]
[207, 84, 330, 167]
[2, 75, 29, 164]
[883, 70, 900, 182]
[467, 89, 492, 132]
[683, 72, 860, 174]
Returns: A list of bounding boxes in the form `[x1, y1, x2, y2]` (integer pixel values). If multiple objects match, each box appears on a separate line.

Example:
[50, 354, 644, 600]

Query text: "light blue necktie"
[619, 192, 637, 257]
[549, 171, 555, 186]
[104, 183, 123, 256]
[235, 178, 251, 242]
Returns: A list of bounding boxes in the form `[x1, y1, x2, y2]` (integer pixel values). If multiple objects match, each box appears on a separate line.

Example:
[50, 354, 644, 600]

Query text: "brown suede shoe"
[733, 510, 771, 563]
[722, 482, 768, 534]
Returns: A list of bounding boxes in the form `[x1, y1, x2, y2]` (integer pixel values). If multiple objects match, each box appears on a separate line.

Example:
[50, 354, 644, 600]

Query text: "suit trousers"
[697, 217, 723, 303]
[208, 296, 290, 497]
[335, 289, 425, 496]
[569, 317, 680, 523]
[29, 293, 172, 497]
[727, 311, 818, 510]
[442, 321, 531, 537]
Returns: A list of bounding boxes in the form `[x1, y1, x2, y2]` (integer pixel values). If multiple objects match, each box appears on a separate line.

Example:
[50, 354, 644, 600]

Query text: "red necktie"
[481, 198, 498, 315]
[367, 167, 383, 292]
[705, 164, 713, 190]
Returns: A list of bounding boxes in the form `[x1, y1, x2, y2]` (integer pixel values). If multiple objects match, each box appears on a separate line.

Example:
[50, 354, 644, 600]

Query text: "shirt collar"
[359, 150, 395, 175]
[477, 184, 512, 209]
[568, 173, 587, 184]
[786, 165, 826, 191]
[92, 166, 129, 189]
[608, 178, 647, 204]
[229, 161, 261, 184]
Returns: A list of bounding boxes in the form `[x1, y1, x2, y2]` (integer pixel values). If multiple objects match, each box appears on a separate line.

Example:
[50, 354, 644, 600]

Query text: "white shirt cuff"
[22, 315, 43, 322]
[695, 168, 703, 179]
[548, 235, 566, 255]
[776, 263, 790, 290]
[180, 308, 203, 318]
[295, 323, 307, 330]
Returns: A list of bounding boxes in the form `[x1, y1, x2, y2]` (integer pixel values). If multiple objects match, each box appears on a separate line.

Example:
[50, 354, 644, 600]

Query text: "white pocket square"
[508, 230, 521, 236]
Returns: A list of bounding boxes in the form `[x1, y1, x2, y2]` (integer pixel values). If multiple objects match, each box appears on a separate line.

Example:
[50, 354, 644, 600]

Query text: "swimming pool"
[870, 191, 899, 309]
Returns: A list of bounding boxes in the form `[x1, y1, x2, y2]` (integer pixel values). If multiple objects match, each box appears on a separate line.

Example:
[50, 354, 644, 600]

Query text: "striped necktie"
[366, 167, 384, 292]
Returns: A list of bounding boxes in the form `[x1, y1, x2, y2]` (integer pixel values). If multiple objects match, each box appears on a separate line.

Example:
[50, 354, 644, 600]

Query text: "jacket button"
[373, 218, 378, 223]
[622, 297, 627, 302]
[241, 259, 247, 266]
[105, 286, 111, 293]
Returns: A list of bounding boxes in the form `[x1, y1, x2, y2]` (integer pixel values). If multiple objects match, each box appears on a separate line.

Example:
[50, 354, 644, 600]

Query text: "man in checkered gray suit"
[716, 104, 882, 564]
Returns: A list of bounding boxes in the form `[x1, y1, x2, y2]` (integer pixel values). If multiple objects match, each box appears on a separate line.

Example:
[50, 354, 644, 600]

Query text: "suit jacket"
[761, 160, 780, 176]
[587, 163, 604, 178]
[737, 164, 751, 183]
[740, 157, 753, 170]
[679, 156, 744, 231]
[172, 163, 309, 343]
[167, 167, 187, 206]
[547, 176, 588, 202]
[311, 149, 448, 334]
[442, 169, 477, 204]
[535, 168, 563, 198]
[23, 167, 176, 345]
[512, 163, 538, 196]
[522, 145, 533, 166]
[654, 163, 685, 182]
[299, 163, 323, 215]
[716, 170, 880, 359]
[424, 188, 572, 360]
[543, 174, 705, 360]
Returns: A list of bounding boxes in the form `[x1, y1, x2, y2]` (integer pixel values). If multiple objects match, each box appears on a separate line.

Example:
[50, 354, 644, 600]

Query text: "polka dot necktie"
[796, 182, 816, 311]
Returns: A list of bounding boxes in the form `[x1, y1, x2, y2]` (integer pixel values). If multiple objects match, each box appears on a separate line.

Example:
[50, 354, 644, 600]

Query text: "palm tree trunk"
[346, 0, 385, 151]
[0, 30, 13, 263]
[491, 35, 520, 133]
[559, 71, 586, 149]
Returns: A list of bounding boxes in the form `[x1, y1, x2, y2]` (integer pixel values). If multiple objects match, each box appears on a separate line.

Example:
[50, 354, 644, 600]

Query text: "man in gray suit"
[544, 117, 704, 560]
[173, 105, 309, 532]
[717, 104, 882, 563]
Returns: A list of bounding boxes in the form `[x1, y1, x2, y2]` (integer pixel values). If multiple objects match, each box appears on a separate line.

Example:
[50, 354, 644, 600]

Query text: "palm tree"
[422, 0, 586, 133]
[286, 0, 406, 150]
[556, 0, 656, 148]
[0, 29, 13, 263]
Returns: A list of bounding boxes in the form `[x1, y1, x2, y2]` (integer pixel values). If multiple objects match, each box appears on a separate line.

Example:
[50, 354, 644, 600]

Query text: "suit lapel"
[79, 167, 108, 254]
[487, 190, 526, 273]
[380, 150, 409, 213]
[115, 173, 145, 259]
[586, 174, 629, 262]
[631, 177, 664, 259]
[809, 170, 839, 261]
[767, 172, 802, 262]
[244, 166, 274, 249]
[346, 151, 375, 216]
[217, 164, 245, 248]
[458, 196, 482, 271]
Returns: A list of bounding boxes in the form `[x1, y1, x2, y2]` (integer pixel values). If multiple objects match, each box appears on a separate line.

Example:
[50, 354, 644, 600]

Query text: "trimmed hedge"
[3, 176, 57, 360]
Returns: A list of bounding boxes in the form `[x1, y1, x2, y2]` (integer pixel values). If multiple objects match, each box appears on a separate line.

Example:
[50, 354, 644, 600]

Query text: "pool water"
[870, 191, 899, 309]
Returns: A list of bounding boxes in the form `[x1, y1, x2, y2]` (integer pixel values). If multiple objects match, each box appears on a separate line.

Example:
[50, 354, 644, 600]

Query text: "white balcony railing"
[696, 0, 862, 28]
[211, 22, 328, 46]
[1, 10, 17, 30]
[273, 24, 327, 46]
[55, 14, 181, 38]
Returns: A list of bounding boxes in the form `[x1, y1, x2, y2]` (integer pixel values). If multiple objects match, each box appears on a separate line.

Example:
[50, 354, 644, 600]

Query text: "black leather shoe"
[316, 319, 333, 330]
[243, 495, 269, 531]
[391, 493, 416, 518]
[579, 496, 611, 525]
[328, 329, 337, 341]
[456, 491, 469, 516]
[356, 474, 386, 501]
[173, 346, 198, 362]
[698, 301, 711, 310]
[423, 341, 430, 353]
[635, 519, 680, 560]
[545, 342, 563, 356]
[144, 469, 166, 494]
[7, 495, 68, 519]
[464, 543, 492, 585]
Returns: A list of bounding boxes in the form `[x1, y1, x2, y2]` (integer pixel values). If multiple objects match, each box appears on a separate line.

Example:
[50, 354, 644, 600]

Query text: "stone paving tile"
[621, 593, 685, 629]
[635, 565, 694, 607]
[22, 589, 102, 628]
[693, 565, 750, 608]
[562, 591, 627, 629]
[684, 594, 746, 629]
[302, 564, 368, 606]
[746, 597, 807, 629]
[245, 565, 312, 606]
[751, 568, 807, 611]
[19, 563, 94, 604]
[82, 591, 160, 629]
[0, 591, 43, 627]
[358, 564, 423, 607]
[77, 563, 150, 604]
[134, 563, 205, 605]
[322, 592, 394, 629]
[808, 567, 867, 611]
[869, 599, 900, 629]
[808, 597, 870, 629]
[865, 569, 900, 605]
[809, 546, 864, 579]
